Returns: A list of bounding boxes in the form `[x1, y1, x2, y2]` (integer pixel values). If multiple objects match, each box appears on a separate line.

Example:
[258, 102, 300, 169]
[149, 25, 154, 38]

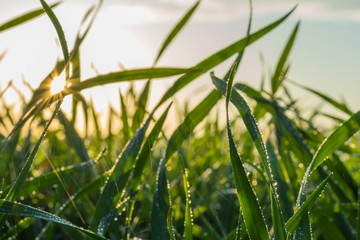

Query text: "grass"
[0, 1, 359, 239]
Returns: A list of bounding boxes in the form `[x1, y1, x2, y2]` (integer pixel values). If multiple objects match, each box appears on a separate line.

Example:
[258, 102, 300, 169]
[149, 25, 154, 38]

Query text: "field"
[0, 1, 359, 239]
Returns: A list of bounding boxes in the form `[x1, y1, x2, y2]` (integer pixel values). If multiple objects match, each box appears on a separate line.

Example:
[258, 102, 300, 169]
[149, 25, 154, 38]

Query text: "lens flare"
[51, 71, 66, 95]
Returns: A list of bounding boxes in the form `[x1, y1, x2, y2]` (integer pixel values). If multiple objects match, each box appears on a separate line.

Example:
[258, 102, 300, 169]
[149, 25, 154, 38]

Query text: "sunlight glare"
[51, 71, 66, 95]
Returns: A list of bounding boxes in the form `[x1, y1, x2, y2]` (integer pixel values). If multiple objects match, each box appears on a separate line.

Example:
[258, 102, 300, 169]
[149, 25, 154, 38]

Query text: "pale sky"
[0, 0, 359, 125]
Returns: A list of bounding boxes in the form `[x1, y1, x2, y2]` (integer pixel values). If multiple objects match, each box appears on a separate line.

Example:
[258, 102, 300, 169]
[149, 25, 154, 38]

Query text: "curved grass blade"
[155, 5, 296, 108]
[0, 2, 61, 33]
[290, 81, 353, 116]
[0, 200, 107, 240]
[224, 64, 270, 240]
[90, 110, 155, 232]
[285, 173, 332, 234]
[154, 0, 200, 65]
[271, 22, 299, 95]
[40, 0, 69, 66]
[130, 103, 172, 193]
[212, 74, 283, 204]
[68, 67, 201, 92]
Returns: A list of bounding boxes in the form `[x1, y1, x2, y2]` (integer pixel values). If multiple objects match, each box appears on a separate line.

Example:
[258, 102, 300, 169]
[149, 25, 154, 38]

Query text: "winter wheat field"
[0, 0, 359, 239]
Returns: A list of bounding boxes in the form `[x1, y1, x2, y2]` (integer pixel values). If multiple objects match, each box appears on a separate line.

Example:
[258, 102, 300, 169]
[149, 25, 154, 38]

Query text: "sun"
[51, 71, 66, 95]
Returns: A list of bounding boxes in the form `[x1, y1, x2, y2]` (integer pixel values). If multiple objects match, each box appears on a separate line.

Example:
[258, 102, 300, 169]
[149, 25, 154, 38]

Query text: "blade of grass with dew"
[119, 90, 131, 142]
[293, 111, 360, 236]
[151, 156, 171, 240]
[0, 2, 61, 33]
[0, 200, 108, 240]
[290, 81, 353, 116]
[167, 207, 176, 240]
[212, 74, 285, 221]
[179, 159, 193, 240]
[68, 67, 201, 92]
[57, 110, 90, 162]
[132, 80, 150, 132]
[154, 0, 200, 65]
[271, 188, 286, 240]
[271, 22, 299, 95]
[130, 103, 172, 193]
[155, 5, 296, 108]
[90, 110, 156, 232]
[224, 63, 270, 240]
[285, 173, 332, 234]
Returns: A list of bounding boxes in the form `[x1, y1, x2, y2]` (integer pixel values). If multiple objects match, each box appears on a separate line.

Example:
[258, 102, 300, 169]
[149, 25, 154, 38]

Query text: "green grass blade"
[271, 188, 286, 240]
[154, 0, 200, 65]
[90, 111, 155, 232]
[132, 80, 150, 132]
[285, 173, 332, 234]
[155, 5, 296, 108]
[0, 200, 107, 240]
[224, 66, 270, 240]
[131, 103, 172, 193]
[68, 67, 201, 92]
[271, 22, 299, 95]
[57, 110, 90, 162]
[179, 159, 193, 240]
[151, 157, 171, 240]
[119, 90, 131, 142]
[167, 207, 175, 240]
[290, 81, 354, 115]
[310, 111, 360, 173]
[40, 0, 69, 66]
[0, 2, 61, 33]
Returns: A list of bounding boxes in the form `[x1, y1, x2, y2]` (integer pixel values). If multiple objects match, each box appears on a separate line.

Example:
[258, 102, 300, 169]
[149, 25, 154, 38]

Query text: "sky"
[0, 0, 359, 128]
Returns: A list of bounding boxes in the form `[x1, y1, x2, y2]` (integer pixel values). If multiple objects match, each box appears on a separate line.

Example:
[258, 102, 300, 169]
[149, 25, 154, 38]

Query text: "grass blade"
[224, 64, 270, 240]
[286, 173, 332, 234]
[0, 200, 107, 240]
[290, 81, 354, 115]
[154, 0, 200, 65]
[0, 2, 61, 33]
[155, 5, 296, 108]
[151, 156, 171, 240]
[271, 188, 286, 240]
[40, 0, 69, 66]
[68, 67, 201, 92]
[179, 159, 193, 240]
[357, 187, 360, 240]
[271, 22, 299, 95]
[119, 90, 131, 142]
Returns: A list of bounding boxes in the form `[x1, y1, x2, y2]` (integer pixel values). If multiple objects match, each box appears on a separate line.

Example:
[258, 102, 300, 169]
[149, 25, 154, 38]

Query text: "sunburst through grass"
[50, 71, 66, 95]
